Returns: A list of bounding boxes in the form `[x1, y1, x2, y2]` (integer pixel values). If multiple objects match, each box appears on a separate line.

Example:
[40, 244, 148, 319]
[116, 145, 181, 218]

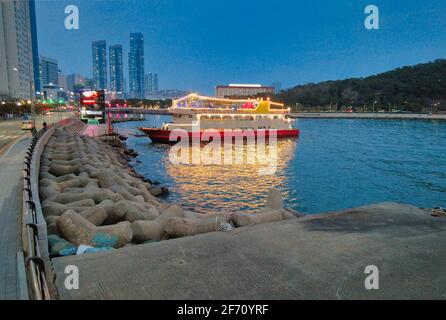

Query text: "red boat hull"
[138, 127, 299, 143]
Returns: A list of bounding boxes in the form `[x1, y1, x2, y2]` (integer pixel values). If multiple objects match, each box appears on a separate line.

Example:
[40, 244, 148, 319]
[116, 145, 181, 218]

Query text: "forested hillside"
[278, 59, 446, 112]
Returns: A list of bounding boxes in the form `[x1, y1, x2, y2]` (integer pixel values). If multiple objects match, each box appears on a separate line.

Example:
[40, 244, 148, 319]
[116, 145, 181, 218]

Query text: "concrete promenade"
[0, 112, 73, 299]
[291, 112, 446, 120]
[0, 137, 29, 299]
[52, 202, 446, 299]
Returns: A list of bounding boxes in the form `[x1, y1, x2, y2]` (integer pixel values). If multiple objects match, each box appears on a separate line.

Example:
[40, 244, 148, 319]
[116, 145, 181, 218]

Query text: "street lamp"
[13, 67, 35, 127]
[431, 102, 439, 114]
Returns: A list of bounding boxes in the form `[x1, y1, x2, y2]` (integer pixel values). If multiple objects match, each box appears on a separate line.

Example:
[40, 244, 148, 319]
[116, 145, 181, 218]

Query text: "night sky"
[35, 0, 446, 94]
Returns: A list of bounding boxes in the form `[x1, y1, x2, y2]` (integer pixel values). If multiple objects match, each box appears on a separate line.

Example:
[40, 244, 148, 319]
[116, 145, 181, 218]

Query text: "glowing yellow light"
[173, 93, 284, 107]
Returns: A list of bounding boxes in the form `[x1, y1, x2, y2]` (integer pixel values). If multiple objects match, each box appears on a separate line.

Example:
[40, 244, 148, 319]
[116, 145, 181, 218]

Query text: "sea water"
[115, 115, 446, 214]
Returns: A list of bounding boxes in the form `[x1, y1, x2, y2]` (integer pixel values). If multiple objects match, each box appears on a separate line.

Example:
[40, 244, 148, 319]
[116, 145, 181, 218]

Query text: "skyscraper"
[92, 40, 107, 90]
[271, 82, 282, 93]
[0, 0, 36, 99]
[153, 73, 158, 93]
[39, 56, 58, 86]
[128, 33, 144, 99]
[144, 72, 153, 98]
[66, 73, 85, 92]
[58, 70, 67, 90]
[109, 45, 124, 95]
[29, 0, 40, 93]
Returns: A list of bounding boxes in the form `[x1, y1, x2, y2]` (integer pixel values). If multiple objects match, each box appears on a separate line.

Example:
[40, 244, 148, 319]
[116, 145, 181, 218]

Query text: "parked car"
[21, 119, 34, 130]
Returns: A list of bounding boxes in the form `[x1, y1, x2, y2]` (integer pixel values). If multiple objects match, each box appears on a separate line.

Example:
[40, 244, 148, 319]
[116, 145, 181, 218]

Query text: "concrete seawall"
[37, 123, 297, 258]
[51, 202, 446, 299]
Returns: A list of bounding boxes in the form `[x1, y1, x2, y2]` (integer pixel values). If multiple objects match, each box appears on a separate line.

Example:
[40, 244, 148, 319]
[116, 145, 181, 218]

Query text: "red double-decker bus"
[79, 89, 106, 123]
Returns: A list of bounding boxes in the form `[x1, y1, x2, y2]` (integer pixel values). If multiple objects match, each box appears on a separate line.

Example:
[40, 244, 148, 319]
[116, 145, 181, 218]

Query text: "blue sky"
[35, 0, 446, 94]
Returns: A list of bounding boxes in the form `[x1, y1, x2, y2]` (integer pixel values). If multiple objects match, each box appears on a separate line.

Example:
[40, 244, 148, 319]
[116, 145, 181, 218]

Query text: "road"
[0, 138, 29, 299]
[0, 112, 72, 299]
[0, 112, 71, 155]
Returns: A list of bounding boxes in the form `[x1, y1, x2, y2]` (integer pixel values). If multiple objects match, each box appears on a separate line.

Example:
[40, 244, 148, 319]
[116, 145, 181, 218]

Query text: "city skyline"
[34, 0, 446, 95]
[3, 0, 446, 98]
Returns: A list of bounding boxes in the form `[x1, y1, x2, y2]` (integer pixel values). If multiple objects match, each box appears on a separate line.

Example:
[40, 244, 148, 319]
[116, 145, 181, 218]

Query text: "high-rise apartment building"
[39, 56, 58, 86]
[145, 72, 152, 97]
[29, 0, 39, 93]
[66, 73, 85, 92]
[153, 73, 158, 93]
[109, 44, 124, 95]
[145, 72, 159, 98]
[128, 33, 144, 99]
[58, 70, 67, 90]
[92, 40, 107, 90]
[0, 0, 36, 99]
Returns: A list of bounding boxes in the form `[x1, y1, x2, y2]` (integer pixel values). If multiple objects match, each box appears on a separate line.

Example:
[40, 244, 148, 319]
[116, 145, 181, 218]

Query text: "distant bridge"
[108, 108, 169, 115]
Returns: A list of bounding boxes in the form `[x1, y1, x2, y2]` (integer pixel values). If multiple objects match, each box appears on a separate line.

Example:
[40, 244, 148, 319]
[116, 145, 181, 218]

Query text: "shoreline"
[109, 108, 446, 120]
[290, 112, 446, 120]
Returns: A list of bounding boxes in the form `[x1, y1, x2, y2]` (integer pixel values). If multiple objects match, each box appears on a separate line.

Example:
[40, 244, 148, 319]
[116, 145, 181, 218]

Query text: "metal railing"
[22, 126, 51, 300]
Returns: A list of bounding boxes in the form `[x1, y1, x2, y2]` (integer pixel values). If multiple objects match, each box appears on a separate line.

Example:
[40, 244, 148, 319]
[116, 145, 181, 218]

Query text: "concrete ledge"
[30, 126, 55, 259]
[52, 202, 446, 299]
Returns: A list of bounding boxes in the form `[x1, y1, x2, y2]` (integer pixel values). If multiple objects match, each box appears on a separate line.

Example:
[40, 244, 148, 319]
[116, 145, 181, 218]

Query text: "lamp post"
[13, 67, 35, 127]
[431, 102, 439, 114]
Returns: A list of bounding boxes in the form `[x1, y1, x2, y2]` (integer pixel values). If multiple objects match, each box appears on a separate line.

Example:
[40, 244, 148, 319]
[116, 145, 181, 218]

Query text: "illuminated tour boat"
[138, 93, 299, 143]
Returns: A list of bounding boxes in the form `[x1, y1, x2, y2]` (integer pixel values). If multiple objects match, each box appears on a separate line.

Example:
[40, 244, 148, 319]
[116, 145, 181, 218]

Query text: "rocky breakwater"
[40, 127, 299, 256]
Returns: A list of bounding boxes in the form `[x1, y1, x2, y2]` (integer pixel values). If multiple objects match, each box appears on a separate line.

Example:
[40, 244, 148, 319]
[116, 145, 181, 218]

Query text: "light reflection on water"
[164, 140, 297, 212]
[116, 115, 446, 214]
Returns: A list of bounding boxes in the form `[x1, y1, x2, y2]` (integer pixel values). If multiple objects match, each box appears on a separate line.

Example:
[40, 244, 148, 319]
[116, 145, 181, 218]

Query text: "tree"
[278, 59, 446, 112]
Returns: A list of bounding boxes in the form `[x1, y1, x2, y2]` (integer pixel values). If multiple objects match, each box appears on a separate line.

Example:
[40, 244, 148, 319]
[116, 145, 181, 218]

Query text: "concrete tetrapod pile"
[40, 127, 298, 256]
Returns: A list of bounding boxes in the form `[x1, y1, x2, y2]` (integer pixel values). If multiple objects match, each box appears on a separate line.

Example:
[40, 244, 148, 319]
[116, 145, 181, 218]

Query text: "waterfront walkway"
[0, 114, 72, 299]
[52, 202, 446, 299]
[0, 138, 29, 299]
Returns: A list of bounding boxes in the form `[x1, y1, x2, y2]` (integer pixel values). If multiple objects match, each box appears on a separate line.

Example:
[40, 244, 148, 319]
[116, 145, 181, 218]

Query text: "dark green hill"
[278, 59, 446, 112]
